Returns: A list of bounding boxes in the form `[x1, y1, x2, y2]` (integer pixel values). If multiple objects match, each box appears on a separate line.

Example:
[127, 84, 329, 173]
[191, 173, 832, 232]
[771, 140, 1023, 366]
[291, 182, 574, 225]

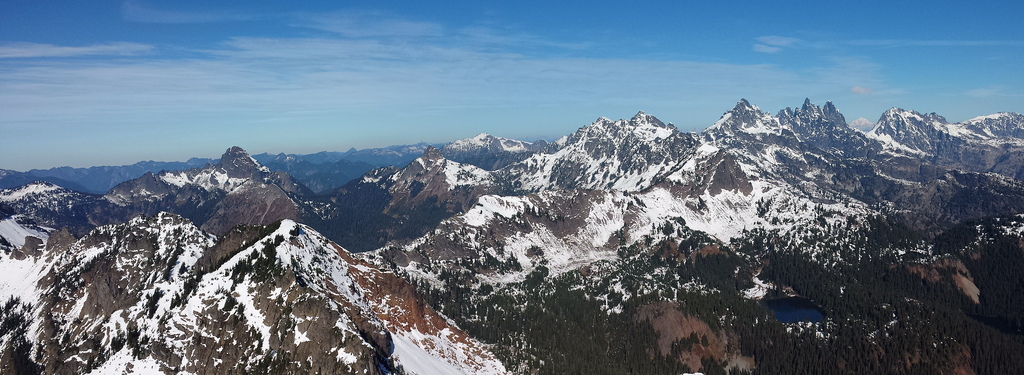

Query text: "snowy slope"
[444, 133, 541, 154]
[867, 108, 1024, 156]
[503, 111, 699, 192]
[381, 100, 881, 289]
[389, 172, 867, 287]
[0, 216, 48, 251]
[2, 213, 504, 374]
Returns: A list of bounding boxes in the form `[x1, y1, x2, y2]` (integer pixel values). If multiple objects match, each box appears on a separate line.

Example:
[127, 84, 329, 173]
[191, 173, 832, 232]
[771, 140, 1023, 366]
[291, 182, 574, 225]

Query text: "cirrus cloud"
[851, 86, 874, 94]
[753, 35, 801, 54]
[0, 42, 153, 58]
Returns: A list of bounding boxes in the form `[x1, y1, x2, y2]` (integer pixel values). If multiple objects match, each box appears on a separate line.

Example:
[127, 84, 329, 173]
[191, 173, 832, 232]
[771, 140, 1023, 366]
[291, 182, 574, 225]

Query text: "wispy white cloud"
[754, 36, 1023, 54]
[757, 36, 801, 47]
[121, 1, 262, 23]
[753, 35, 801, 53]
[753, 44, 782, 53]
[296, 11, 444, 38]
[848, 39, 1024, 48]
[0, 42, 153, 58]
[967, 87, 1002, 98]
[455, 26, 589, 51]
[851, 86, 874, 94]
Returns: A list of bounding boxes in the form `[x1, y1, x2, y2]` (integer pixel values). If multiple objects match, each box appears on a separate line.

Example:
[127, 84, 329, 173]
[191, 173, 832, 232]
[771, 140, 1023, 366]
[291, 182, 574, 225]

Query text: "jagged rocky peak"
[873, 108, 948, 134]
[705, 99, 785, 139]
[779, 98, 847, 127]
[773, 99, 881, 156]
[728, 98, 771, 122]
[573, 111, 678, 144]
[628, 110, 669, 128]
[502, 110, 697, 192]
[777, 99, 852, 137]
[865, 108, 951, 155]
[419, 145, 445, 163]
[216, 146, 269, 177]
[821, 100, 843, 120]
[444, 133, 547, 154]
[962, 112, 1024, 139]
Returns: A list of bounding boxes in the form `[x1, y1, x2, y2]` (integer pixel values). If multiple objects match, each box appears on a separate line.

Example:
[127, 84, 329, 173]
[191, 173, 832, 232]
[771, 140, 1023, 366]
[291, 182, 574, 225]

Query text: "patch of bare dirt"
[634, 301, 748, 372]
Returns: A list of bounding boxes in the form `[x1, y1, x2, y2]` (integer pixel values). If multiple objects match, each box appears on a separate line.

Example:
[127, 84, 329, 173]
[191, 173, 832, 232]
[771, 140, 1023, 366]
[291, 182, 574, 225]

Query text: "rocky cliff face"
[777, 99, 878, 157]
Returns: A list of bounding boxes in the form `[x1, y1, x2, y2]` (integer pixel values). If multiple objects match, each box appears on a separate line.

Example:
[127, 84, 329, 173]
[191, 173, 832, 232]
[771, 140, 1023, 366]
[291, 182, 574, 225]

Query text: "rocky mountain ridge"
[0, 212, 505, 374]
[440, 133, 549, 171]
[369, 99, 1024, 373]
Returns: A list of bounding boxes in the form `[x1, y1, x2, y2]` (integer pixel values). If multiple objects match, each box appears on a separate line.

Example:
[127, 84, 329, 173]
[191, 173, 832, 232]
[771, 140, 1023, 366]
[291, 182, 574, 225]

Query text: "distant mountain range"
[0, 143, 442, 195]
[3, 98, 1024, 374]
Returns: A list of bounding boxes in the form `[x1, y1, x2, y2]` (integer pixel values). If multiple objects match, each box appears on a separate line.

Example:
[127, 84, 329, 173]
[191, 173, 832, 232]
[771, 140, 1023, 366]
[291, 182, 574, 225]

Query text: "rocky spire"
[216, 146, 267, 177]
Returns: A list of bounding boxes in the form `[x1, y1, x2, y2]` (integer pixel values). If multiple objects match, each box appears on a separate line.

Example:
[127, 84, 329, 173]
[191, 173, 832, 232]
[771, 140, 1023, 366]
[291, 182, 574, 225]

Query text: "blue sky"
[2, 0, 1022, 170]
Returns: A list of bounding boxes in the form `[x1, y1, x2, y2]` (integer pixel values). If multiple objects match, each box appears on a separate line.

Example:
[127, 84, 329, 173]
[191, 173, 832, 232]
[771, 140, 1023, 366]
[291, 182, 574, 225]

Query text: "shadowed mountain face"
[24, 158, 216, 194]
[100, 146, 312, 234]
[1, 147, 313, 237]
[249, 143, 440, 193]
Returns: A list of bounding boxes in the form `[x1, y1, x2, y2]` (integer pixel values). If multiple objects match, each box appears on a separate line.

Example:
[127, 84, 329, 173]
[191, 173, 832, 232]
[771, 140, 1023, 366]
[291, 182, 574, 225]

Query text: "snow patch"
[0, 182, 61, 202]
[0, 217, 48, 249]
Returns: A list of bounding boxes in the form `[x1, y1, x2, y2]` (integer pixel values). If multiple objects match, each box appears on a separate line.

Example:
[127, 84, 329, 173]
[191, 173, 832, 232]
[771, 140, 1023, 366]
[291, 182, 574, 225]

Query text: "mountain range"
[0, 143, 441, 195]
[3, 99, 1024, 374]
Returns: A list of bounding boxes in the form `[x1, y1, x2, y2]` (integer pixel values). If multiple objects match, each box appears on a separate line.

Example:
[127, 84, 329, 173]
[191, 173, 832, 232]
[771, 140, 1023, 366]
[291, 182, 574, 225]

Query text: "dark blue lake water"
[762, 297, 824, 323]
[968, 314, 1024, 335]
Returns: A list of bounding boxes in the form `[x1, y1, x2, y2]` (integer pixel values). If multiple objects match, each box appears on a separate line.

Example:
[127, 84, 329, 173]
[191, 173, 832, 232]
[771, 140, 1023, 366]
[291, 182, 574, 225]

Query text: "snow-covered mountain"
[441, 133, 549, 171]
[444, 133, 546, 154]
[501, 111, 699, 192]
[777, 99, 878, 157]
[0, 204, 48, 258]
[867, 108, 954, 156]
[100, 146, 312, 234]
[383, 100, 893, 286]
[0, 181, 102, 235]
[363, 100, 1024, 373]
[5, 98, 1024, 374]
[310, 147, 497, 252]
[865, 108, 1024, 180]
[0, 213, 504, 374]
